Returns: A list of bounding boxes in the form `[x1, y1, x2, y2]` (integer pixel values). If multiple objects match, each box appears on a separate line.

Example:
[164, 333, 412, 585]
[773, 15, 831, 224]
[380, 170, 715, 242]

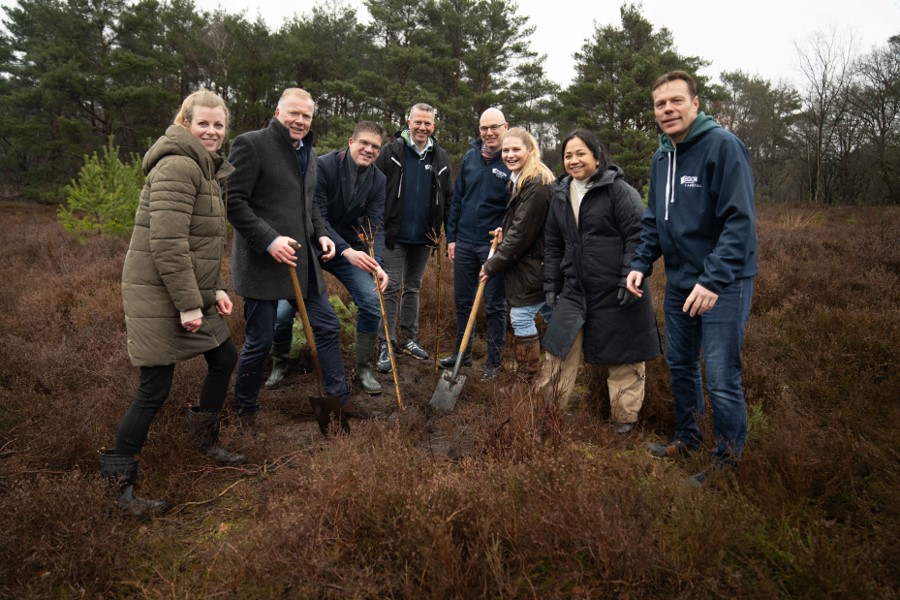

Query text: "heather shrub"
[1, 202, 898, 598]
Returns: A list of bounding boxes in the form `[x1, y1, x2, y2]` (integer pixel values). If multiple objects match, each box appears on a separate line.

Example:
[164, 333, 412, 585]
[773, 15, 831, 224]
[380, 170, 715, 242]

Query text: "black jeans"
[113, 338, 237, 456]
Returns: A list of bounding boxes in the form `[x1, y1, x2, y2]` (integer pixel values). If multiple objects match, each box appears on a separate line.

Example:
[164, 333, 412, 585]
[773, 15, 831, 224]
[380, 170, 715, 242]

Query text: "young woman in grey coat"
[100, 90, 244, 517]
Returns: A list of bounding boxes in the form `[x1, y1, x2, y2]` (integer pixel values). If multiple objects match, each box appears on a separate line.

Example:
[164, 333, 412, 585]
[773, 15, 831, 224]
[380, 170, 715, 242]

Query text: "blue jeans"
[322, 254, 381, 335]
[509, 301, 553, 337]
[380, 243, 431, 343]
[664, 277, 754, 461]
[272, 299, 295, 346]
[234, 295, 347, 412]
[453, 241, 506, 366]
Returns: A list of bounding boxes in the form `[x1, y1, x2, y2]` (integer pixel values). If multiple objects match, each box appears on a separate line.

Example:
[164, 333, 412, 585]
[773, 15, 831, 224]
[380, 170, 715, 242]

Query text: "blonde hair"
[503, 127, 554, 190]
[173, 90, 229, 131]
[278, 87, 313, 109]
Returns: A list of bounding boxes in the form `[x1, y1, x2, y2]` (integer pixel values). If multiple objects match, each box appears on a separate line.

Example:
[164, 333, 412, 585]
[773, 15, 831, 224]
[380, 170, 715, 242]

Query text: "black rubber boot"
[98, 450, 167, 518]
[438, 349, 473, 369]
[264, 341, 292, 389]
[188, 407, 246, 465]
[356, 332, 382, 395]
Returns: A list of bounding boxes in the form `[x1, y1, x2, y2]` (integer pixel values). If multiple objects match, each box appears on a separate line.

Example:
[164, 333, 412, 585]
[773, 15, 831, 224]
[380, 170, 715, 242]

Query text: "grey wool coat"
[122, 125, 235, 367]
[226, 118, 329, 300]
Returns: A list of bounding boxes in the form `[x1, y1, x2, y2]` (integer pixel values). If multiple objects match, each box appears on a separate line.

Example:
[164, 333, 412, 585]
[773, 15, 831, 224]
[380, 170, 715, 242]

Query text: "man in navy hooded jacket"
[441, 108, 510, 380]
[626, 71, 758, 485]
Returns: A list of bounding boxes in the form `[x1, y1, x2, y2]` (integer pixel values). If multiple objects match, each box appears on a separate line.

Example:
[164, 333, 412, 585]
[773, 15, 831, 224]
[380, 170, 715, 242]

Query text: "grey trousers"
[379, 243, 432, 344]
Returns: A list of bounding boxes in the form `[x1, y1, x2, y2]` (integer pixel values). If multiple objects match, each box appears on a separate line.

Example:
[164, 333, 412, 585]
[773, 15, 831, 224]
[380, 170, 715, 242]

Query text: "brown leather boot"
[514, 334, 541, 384]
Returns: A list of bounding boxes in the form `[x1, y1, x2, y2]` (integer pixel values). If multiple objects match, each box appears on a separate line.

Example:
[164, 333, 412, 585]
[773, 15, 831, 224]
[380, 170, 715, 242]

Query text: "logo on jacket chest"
[680, 175, 701, 189]
[491, 168, 509, 181]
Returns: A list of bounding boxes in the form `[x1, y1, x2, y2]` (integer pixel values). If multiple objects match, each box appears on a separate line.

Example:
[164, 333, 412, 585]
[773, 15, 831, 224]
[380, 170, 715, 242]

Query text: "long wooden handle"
[288, 254, 325, 396]
[454, 230, 501, 369]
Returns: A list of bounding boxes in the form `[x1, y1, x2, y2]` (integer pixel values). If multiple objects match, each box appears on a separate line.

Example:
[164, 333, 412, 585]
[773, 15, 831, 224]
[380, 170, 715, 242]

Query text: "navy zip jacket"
[446, 138, 510, 245]
[315, 148, 386, 264]
[631, 113, 758, 293]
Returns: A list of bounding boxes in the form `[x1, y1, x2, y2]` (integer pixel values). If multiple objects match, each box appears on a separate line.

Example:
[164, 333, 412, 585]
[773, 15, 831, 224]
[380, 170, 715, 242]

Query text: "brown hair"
[652, 70, 697, 97]
[352, 121, 385, 139]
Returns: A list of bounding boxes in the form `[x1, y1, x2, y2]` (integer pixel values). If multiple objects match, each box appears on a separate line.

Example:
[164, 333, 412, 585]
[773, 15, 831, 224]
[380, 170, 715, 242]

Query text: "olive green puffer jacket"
[122, 125, 235, 367]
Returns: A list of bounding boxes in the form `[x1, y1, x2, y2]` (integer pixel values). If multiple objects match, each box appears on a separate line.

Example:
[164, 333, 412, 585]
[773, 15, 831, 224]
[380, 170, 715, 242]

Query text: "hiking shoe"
[682, 461, 735, 488]
[439, 352, 472, 369]
[684, 470, 708, 487]
[480, 363, 501, 381]
[401, 339, 429, 360]
[376, 342, 392, 373]
[645, 439, 696, 459]
[612, 422, 635, 435]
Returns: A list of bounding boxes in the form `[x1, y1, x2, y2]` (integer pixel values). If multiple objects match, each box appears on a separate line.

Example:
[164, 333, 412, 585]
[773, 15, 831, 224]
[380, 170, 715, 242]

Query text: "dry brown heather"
[0, 201, 898, 598]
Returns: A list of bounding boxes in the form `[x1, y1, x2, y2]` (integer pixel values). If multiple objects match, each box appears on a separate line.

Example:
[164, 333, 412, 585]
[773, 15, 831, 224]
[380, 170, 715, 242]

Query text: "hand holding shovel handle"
[429, 229, 501, 411]
[287, 241, 344, 437]
[455, 229, 501, 373]
[287, 242, 325, 396]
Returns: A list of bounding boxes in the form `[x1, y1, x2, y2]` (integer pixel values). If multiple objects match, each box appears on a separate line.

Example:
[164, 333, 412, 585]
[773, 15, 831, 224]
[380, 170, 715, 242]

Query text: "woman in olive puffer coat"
[100, 90, 244, 517]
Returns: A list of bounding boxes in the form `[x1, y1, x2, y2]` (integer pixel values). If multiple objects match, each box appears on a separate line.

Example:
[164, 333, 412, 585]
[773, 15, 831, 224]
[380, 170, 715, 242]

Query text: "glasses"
[355, 139, 381, 152]
[479, 123, 505, 133]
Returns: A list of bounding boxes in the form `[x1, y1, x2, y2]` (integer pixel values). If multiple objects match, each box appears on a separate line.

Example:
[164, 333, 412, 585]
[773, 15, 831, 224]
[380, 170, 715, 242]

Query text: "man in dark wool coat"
[226, 88, 361, 433]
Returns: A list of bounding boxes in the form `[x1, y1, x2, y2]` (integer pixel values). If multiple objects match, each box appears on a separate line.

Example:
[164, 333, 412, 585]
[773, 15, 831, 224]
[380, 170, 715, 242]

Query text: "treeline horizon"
[0, 0, 897, 205]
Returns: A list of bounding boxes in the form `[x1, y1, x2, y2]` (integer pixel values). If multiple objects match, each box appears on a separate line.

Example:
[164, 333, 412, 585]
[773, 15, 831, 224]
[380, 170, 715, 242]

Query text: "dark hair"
[652, 70, 697, 97]
[560, 129, 609, 173]
[352, 120, 385, 139]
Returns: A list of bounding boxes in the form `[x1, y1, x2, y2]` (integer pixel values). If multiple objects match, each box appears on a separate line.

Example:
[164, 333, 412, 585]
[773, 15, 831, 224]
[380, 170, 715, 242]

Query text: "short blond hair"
[278, 87, 313, 109]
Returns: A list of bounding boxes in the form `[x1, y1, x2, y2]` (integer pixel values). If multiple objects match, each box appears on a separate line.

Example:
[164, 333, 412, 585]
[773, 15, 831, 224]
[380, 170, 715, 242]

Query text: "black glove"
[617, 285, 638, 307]
[545, 291, 557, 307]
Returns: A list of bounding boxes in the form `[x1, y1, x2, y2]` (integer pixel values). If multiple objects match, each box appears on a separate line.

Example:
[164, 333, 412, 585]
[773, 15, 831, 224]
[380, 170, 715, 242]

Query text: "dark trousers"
[234, 293, 347, 413]
[664, 277, 754, 461]
[114, 338, 237, 456]
[452, 240, 506, 366]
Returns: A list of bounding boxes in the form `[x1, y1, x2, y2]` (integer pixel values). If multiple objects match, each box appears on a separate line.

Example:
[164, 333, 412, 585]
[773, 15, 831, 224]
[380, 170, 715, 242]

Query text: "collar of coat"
[268, 117, 317, 149]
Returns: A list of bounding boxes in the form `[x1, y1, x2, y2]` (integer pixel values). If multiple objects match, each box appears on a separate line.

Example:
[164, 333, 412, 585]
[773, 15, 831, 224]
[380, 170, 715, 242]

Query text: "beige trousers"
[538, 328, 646, 423]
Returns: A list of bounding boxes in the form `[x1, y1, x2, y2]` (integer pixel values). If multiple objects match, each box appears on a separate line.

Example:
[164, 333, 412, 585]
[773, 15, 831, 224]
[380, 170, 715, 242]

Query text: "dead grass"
[0, 200, 898, 598]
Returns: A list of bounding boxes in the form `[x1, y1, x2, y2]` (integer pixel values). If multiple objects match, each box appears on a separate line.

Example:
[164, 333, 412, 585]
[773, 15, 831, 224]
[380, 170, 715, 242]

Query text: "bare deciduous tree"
[795, 28, 857, 203]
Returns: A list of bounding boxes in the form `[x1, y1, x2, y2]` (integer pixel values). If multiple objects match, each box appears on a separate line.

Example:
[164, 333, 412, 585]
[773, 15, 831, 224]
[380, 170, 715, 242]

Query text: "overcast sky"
[1, 0, 896, 87]
[189, 0, 898, 87]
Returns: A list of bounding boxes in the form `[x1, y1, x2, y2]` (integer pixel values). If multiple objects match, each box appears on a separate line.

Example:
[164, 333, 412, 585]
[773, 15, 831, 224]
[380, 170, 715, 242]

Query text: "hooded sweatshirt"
[630, 112, 758, 293]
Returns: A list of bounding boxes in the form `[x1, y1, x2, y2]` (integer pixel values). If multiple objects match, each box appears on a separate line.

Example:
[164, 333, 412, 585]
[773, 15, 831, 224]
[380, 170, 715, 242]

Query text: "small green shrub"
[331, 295, 359, 341]
[58, 138, 144, 238]
[288, 295, 359, 357]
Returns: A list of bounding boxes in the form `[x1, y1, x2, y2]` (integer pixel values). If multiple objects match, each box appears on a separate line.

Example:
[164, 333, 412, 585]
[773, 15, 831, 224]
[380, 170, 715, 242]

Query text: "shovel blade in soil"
[429, 372, 467, 412]
[309, 395, 346, 436]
